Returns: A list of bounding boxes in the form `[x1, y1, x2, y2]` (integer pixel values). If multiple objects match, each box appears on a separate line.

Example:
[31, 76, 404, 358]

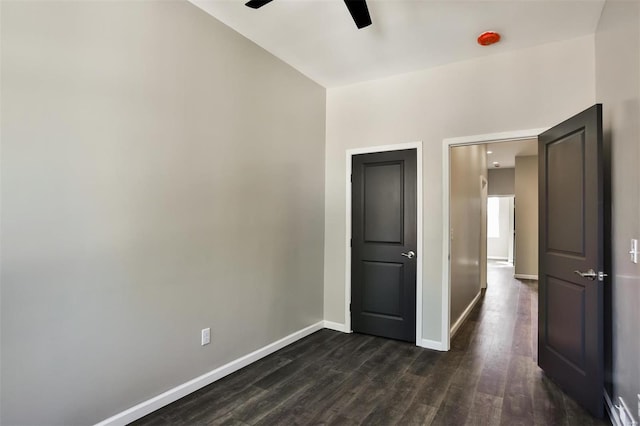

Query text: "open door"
[538, 104, 605, 418]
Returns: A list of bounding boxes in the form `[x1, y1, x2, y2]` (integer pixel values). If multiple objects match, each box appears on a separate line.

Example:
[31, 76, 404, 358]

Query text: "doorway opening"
[442, 105, 607, 420]
[447, 137, 540, 337]
[442, 128, 545, 349]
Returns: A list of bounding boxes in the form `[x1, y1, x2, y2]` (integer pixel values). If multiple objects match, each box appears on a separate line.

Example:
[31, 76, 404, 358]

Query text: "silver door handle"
[401, 250, 415, 259]
[574, 269, 597, 280]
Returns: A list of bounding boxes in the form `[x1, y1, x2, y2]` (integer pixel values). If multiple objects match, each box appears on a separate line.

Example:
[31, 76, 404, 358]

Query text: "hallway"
[134, 262, 606, 425]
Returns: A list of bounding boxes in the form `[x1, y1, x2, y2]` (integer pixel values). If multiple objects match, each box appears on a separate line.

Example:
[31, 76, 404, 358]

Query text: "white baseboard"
[487, 256, 508, 260]
[419, 338, 448, 351]
[323, 320, 350, 333]
[95, 321, 324, 426]
[606, 390, 623, 426]
[450, 291, 482, 338]
[605, 390, 638, 426]
[515, 274, 539, 280]
[324, 320, 446, 351]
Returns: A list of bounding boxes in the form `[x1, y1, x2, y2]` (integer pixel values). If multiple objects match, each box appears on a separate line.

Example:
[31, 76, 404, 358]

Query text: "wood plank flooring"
[132, 262, 608, 426]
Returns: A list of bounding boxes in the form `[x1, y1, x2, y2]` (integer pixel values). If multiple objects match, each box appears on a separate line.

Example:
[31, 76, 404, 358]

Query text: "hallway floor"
[133, 262, 607, 425]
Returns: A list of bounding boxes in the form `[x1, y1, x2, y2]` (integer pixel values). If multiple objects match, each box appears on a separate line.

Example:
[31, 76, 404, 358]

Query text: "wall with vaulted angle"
[0, 1, 326, 424]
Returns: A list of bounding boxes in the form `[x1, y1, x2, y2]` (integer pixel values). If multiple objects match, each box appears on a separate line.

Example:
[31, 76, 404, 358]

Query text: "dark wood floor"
[132, 261, 608, 425]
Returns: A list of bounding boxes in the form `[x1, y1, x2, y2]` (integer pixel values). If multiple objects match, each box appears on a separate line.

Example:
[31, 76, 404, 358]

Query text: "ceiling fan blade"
[245, 0, 274, 9]
[343, 0, 372, 29]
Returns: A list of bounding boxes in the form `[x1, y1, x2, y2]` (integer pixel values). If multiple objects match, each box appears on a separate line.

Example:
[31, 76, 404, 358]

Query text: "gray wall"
[324, 36, 596, 342]
[450, 145, 487, 324]
[0, 2, 326, 425]
[595, 0, 640, 418]
[514, 156, 538, 277]
[488, 168, 515, 196]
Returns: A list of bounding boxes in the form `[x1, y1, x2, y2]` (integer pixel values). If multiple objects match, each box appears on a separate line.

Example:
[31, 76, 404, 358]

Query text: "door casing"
[480, 175, 488, 289]
[442, 128, 547, 350]
[345, 141, 424, 347]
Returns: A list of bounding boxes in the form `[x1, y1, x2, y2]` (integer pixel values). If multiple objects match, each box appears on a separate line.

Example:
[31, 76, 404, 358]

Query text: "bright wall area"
[487, 197, 512, 260]
[324, 35, 596, 344]
[595, 0, 640, 418]
[0, 2, 326, 425]
[514, 156, 538, 278]
[450, 145, 487, 324]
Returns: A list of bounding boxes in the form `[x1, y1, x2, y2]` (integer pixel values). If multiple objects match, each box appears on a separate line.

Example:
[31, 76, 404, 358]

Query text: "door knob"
[401, 250, 415, 259]
[574, 269, 597, 280]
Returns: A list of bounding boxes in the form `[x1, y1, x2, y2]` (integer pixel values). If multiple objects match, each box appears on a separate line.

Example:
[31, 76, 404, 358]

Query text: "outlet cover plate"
[201, 328, 210, 346]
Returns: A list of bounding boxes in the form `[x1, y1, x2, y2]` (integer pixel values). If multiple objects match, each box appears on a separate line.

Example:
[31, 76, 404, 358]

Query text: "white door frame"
[345, 141, 424, 346]
[480, 175, 488, 289]
[508, 196, 515, 264]
[441, 128, 546, 350]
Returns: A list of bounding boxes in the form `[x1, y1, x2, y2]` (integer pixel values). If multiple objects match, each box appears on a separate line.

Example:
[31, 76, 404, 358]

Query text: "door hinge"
[350, 174, 353, 182]
[350, 238, 352, 247]
[349, 303, 352, 312]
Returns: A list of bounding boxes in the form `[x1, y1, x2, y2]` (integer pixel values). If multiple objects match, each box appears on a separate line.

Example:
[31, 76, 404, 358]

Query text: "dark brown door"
[538, 104, 605, 418]
[351, 149, 417, 342]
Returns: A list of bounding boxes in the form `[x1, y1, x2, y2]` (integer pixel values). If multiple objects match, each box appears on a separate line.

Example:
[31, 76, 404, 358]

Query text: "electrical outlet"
[201, 328, 210, 346]
[630, 239, 639, 264]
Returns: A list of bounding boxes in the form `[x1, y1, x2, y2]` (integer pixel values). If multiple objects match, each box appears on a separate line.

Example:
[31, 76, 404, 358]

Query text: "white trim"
[95, 321, 324, 426]
[514, 274, 539, 280]
[442, 128, 546, 351]
[443, 128, 548, 146]
[480, 175, 488, 290]
[487, 256, 509, 260]
[507, 196, 515, 264]
[345, 141, 424, 346]
[323, 320, 350, 333]
[419, 338, 448, 351]
[605, 391, 623, 426]
[345, 142, 422, 156]
[450, 290, 482, 338]
[605, 390, 638, 426]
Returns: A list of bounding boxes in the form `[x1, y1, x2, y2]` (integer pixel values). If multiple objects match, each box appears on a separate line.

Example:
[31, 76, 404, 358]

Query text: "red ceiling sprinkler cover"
[477, 31, 501, 46]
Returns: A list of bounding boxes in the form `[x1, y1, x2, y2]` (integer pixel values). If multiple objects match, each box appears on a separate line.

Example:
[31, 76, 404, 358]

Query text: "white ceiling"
[486, 138, 538, 169]
[190, 0, 605, 87]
